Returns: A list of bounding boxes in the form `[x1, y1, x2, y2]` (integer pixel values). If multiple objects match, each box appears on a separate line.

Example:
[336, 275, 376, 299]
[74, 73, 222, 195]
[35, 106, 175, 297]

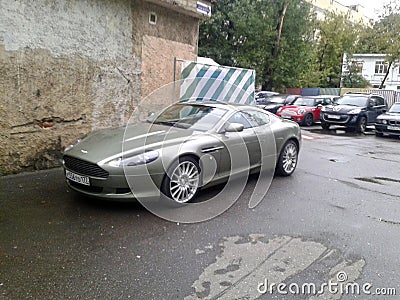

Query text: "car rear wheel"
[161, 156, 201, 204]
[356, 116, 367, 133]
[276, 140, 298, 176]
[302, 114, 313, 126]
[321, 122, 330, 130]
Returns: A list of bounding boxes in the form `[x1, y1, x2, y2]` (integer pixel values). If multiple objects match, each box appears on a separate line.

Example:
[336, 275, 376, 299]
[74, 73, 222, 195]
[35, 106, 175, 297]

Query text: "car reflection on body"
[375, 102, 400, 137]
[63, 102, 301, 203]
[257, 94, 300, 114]
[276, 96, 334, 126]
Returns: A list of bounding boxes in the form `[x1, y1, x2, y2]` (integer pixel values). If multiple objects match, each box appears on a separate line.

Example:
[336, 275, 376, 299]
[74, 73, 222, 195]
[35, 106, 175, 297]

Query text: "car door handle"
[201, 146, 225, 153]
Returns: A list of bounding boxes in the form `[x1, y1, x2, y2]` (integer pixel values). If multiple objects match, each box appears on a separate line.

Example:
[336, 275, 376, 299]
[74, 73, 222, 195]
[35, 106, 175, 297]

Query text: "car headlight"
[107, 150, 159, 167]
[347, 108, 362, 114]
[298, 109, 306, 115]
[382, 120, 388, 125]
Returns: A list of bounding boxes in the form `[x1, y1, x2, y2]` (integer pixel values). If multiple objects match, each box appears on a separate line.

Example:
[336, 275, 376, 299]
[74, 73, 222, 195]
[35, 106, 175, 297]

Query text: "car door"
[217, 111, 261, 178]
[366, 98, 377, 123]
[373, 96, 387, 119]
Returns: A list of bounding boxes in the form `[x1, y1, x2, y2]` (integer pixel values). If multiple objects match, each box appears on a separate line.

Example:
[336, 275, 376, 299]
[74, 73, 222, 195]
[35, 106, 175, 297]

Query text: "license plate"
[66, 170, 90, 186]
[327, 114, 340, 119]
[387, 125, 400, 131]
[281, 116, 292, 119]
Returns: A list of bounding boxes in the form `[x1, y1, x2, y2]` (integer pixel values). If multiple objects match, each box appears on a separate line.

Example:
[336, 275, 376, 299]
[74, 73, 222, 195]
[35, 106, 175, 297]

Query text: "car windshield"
[292, 98, 315, 107]
[151, 103, 228, 131]
[389, 103, 400, 113]
[336, 96, 368, 107]
[268, 96, 287, 104]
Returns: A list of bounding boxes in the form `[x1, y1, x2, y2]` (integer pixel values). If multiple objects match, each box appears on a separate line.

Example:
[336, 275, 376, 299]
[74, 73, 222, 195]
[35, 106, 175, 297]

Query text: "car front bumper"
[375, 124, 400, 136]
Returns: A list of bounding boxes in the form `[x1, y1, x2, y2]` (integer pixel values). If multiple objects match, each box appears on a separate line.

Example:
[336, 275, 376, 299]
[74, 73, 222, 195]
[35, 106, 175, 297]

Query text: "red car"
[276, 96, 336, 126]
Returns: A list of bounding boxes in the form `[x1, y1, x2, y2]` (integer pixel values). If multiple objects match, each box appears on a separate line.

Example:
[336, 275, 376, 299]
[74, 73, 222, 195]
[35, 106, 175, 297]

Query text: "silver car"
[63, 102, 301, 203]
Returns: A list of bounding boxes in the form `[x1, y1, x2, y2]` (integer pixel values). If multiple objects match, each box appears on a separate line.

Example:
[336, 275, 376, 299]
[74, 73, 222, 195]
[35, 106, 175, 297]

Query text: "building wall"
[344, 54, 400, 91]
[132, 0, 198, 99]
[0, 0, 204, 175]
[305, 0, 370, 24]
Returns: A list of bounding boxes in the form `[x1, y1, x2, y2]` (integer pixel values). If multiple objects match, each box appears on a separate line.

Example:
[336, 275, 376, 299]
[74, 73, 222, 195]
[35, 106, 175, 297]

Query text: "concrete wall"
[0, 0, 205, 175]
[132, 0, 198, 99]
[0, 0, 140, 175]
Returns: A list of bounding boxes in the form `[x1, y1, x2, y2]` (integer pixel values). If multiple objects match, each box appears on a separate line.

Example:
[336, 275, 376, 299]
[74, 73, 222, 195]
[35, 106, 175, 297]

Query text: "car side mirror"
[225, 123, 244, 133]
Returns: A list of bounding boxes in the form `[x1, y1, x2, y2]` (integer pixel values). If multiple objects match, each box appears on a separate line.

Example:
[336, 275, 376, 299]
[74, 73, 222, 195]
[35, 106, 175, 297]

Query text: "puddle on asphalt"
[185, 234, 365, 300]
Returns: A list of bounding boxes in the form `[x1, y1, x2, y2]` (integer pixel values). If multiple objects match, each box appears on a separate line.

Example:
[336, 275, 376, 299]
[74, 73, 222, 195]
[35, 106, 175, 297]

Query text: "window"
[373, 97, 385, 106]
[149, 12, 157, 25]
[375, 61, 388, 74]
[243, 110, 270, 126]
[227, 112, 252, 129]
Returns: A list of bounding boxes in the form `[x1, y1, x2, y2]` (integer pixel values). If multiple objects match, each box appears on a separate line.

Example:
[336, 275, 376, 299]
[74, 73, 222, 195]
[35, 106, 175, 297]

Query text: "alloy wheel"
[169, 161, 200, 203]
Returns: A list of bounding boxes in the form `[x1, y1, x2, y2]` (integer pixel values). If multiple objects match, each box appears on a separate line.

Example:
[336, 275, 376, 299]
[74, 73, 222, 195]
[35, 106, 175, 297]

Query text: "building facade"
[0, 0, 210, 175]
[305, 0, 371, 24]
[342, 53, 400, 91]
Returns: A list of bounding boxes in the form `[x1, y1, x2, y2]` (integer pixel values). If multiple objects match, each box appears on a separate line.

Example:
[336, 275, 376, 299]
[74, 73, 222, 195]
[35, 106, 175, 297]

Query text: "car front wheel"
[161, 156, 201, 204]
[356, 116, 367, 133]
[276, 140, 298, 176]
[302, 114, 313, 126]
[321, 122, 330, 130]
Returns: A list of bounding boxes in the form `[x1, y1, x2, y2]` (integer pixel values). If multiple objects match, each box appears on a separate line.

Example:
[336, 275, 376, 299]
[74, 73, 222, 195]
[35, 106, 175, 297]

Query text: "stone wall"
[0, 0, 204, 175]
[0, 0, 140, 175]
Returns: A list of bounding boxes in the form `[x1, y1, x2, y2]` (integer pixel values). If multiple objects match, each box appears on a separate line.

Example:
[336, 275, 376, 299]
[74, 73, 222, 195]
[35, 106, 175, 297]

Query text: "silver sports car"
[63, 102, 301, 203]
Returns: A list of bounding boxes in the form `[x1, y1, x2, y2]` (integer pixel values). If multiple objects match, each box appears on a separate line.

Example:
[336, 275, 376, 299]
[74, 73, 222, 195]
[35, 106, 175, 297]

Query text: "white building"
[342, 53, 400, 91]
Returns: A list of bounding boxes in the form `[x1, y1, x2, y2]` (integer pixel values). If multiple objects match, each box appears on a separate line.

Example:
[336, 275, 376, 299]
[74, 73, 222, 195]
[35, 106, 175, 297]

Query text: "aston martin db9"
[63, 102, 301, 203]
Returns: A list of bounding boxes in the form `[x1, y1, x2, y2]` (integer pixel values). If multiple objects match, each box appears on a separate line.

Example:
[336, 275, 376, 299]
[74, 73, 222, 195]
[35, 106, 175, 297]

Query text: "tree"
[301, 11, 364, 88]
[198, 0, 314, 91]
[341, 58, 370, 88]
[356, 1, 400, 88]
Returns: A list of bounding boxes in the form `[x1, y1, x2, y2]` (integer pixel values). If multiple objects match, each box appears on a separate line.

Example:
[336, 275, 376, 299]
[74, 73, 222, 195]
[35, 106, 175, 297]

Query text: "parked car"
[255, 90, 279, 103]
[276, 96, 334, 126]
[320, 93, 387, 133]
[375, 102, 400, 137]
[63, 102, 301, 203]
[257, 94, 300, 114]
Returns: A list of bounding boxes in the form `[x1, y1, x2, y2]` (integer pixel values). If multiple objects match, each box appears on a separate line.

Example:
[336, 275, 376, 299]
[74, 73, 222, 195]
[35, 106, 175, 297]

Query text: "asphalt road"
[1, 126, 399, 300]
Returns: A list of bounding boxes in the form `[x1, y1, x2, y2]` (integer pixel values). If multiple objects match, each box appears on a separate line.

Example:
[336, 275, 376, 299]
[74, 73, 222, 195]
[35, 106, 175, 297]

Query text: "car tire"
[356, 116, 367, 133]
[375, 131, 384, 137]
[276, 140, 298, 176]
[321, 122, 330, 130]
[302, 114, 314, 126]
[161, 156, 201, 204]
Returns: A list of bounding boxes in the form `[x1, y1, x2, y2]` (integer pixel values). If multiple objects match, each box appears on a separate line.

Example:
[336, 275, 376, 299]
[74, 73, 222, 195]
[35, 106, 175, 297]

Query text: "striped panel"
[180, 61, 255, 104]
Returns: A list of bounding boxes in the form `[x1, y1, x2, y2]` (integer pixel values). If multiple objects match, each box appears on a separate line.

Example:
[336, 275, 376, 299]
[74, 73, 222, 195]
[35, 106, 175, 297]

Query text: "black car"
[375, 102, 400, 137]
[320, 93, 387, 133]
[257, 94, 300, 114]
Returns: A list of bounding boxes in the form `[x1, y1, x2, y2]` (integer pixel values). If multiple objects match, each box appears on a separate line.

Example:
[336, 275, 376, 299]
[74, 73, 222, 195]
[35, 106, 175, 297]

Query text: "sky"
[337, 0, 390, 20]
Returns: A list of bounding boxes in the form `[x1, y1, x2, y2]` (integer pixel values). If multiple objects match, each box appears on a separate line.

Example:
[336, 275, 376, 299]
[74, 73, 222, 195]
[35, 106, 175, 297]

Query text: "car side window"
[368, 98, 376, 107]
[243, 110, 270, 127]
[315, 99, 323, 105]
[227, 112, 252, 129]
[374, 97, 384, 106]
[323, 98, 332, 105]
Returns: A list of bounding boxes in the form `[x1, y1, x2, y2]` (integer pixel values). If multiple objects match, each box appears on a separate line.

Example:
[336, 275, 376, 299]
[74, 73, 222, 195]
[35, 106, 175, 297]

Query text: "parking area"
[1, 127, 399, 299]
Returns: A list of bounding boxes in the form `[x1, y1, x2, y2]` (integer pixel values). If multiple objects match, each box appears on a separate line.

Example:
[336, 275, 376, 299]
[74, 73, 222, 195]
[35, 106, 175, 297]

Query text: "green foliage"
[198, 0, 314, 91]
[356, 0, 400, 87]
[341, 58, 370, 88]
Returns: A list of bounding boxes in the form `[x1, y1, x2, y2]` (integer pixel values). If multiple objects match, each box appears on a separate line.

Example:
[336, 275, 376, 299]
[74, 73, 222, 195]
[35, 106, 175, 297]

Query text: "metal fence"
[286, 88, 399, 107]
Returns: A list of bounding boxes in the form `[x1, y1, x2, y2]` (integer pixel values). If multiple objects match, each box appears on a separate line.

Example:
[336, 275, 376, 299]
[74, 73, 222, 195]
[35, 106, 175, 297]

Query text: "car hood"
[281, 105, 311, 111]
[377, 112, 400, 121]
[64, 122, 198, 163]
[323, 105, 365, 113]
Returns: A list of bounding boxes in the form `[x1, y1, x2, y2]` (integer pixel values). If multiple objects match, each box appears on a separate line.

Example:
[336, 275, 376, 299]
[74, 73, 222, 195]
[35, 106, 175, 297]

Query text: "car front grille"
[388, 120, 400, 126]
[63, 155, 109, 178]
[322, 113, 350, 123]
